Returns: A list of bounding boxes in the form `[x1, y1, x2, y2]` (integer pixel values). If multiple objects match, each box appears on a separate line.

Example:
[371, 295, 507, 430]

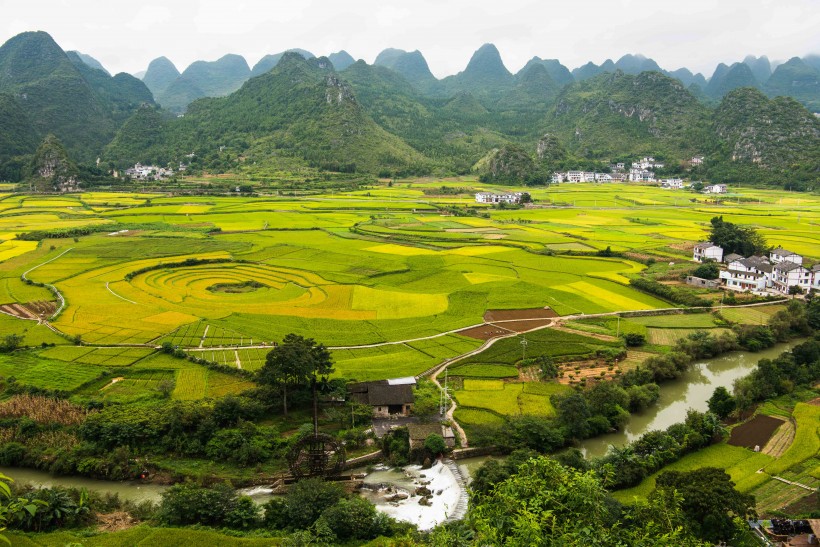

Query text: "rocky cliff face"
[30, 134, 79, 191]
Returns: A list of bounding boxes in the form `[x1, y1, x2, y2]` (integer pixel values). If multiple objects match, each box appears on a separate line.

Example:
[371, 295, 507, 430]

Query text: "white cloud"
[0, 0, 817, 78]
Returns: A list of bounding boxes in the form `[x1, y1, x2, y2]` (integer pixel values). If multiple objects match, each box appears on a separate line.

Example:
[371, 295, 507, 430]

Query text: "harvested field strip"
[483, 308, 557, 321]
[762, 420, 795, 458]
[764, 403, 820, 476]
[728, 415, 785, 450]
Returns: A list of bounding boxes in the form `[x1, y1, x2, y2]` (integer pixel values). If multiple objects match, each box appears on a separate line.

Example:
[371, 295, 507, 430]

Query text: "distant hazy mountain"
[614, 54, 662, 74]
[328, 51, 355, 71]
[572, 59, 615, 81]
[69, 51, 110, 75]
[518, 57, 574, 87]
[250, 49, 315, 77]
[440, 44, 513, 98]
[158, 54, 250, 112]
[764, 57, 820, 112]
[373, 48, 438, 92]
[133, 70, 146, 79]
[142, 56, 180, 97]
[179, 54, 250, 97]
[705, 62, 759, 99]
[804, 54, 820, 73]
[743, 55, 772, 84]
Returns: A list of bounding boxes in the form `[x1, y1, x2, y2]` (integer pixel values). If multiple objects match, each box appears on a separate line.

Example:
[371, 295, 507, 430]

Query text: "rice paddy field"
[0, 182, 817, 388]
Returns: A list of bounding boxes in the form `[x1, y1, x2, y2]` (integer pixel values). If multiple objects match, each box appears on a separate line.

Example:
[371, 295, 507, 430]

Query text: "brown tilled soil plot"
[484, 308, 558, 322]
[728, 415, 785, 449]
[0, 301, 57, 320]
[492, 319, 553, 333]
[458, 324, 516, 340]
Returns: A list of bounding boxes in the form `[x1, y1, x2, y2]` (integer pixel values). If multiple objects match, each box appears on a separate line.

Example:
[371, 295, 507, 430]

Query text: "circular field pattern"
[124, 262, 449, 321]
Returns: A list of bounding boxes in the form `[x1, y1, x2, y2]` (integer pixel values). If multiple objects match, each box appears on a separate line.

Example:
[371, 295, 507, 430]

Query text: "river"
[0, 340, 800, 522]
[580, 340, 802, 457]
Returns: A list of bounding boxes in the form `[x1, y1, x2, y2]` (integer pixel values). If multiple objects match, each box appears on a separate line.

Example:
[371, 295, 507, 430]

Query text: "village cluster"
[120, 163, 186, 181]
[547, 156, 725, 192]
[692, 243, 819, 295]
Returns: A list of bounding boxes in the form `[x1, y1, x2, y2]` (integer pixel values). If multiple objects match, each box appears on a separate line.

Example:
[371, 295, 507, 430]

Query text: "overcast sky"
[1, 0, 818, 78]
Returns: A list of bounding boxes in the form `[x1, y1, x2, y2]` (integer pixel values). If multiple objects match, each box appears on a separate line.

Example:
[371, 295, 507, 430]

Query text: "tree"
[788, 284, 803, 297]
[707, 387, 736, 419]
[258, 334, 334, 416]
[654, 467, 755, 543]
[318, 496, 387, 541]
[708, 216, 766, 256]
[692, 262, 719, 280]
[623, 332, 646, 347]
[0, 334, 22, 353]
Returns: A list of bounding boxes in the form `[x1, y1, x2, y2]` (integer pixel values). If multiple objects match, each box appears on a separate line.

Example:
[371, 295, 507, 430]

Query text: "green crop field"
[0, 184, 817, 406]
[647, 327, 732, 345]
[763, 403, 820, 476]
[455, 380, 571, 418]
[613, 443, 774, 503]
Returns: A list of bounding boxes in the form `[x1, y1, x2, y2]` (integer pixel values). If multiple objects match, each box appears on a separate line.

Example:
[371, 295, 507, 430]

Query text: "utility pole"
[616, 315, 621, 337]
[521, 336, 528, 360]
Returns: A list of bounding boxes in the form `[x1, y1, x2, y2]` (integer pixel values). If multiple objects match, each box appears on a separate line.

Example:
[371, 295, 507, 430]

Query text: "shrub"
[424, 433, 447, 456]
[318, 496, 386, 541]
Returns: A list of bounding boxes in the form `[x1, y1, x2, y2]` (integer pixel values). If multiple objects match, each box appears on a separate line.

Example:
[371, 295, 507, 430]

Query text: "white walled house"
[693, 242, 723, 262]
[703, 184, 728, 194]
[772, 262, 812, 294]
[566, 171, 583, 183]
[628, 169, 655, 182]
[475, 192, 524, 204]
[812, 265, 820, 290]
[769, 248, 803, 265]
[551, 172, 565, 183]
[691, 156, 705, 165]
[660, 178, 683, 189]
[720, 257, 770, 291]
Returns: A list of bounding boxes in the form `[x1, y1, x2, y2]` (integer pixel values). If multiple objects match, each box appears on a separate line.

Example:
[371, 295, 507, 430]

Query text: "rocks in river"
[415, 486, 432, 497]
[418, 496, 432, 506]
[386, 492, 409, 502]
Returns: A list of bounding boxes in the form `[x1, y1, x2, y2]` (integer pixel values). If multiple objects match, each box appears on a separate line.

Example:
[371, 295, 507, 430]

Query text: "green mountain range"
[0, 31, 817, 188]
[0, 31, 153, 167]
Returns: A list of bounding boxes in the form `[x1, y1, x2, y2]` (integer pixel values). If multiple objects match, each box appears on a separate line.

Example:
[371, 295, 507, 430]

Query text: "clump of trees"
[257, 333, 333, 416]
[729, 336, 820, 413]
[462, 456, 710, 546]
[708, 215, 767, 256]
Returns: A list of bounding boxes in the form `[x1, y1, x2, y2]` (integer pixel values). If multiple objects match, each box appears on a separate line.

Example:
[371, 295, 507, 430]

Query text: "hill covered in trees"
[0, 31, 818, 187]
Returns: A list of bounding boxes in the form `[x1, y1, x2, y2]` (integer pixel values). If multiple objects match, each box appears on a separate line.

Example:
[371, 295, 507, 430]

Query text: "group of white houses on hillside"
[693, 243, 818, 294]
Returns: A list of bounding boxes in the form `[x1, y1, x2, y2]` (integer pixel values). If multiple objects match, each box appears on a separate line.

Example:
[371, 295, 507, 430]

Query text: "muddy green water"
[0, 466, 167, 503]
[580, 340, 802, 458]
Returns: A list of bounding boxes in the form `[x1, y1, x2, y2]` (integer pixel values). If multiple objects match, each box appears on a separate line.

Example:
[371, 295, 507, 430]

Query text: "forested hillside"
[0, 31, 818, 187]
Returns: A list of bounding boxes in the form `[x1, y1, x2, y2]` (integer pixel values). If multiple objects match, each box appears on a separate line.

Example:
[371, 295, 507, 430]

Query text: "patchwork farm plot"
[0, 184, 817, 395]
[614, 400, 820, 515]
